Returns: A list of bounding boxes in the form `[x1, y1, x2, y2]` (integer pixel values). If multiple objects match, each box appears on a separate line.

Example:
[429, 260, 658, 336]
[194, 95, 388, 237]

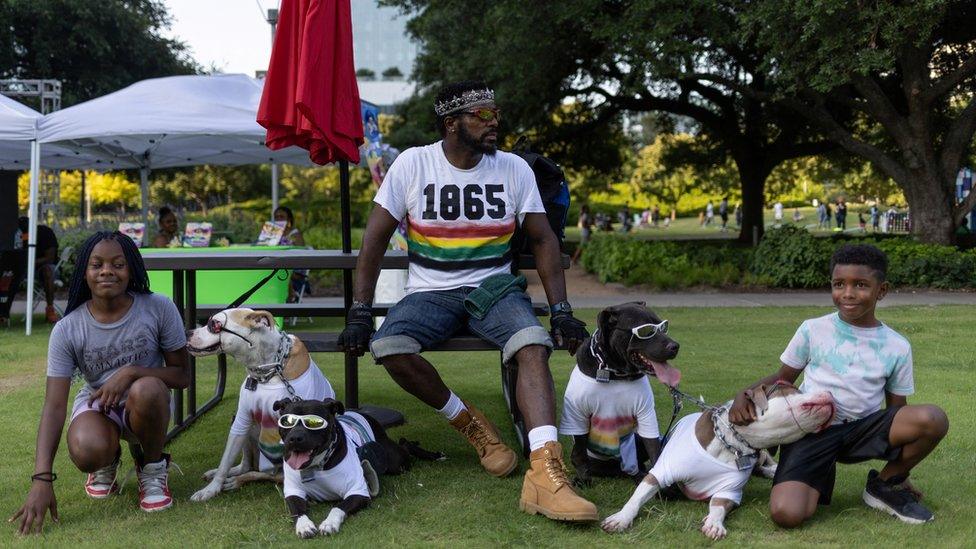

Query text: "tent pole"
[140, 168, 150, 229]
[25, 141, 40, 335]
[80, 171, 86, 228]
[271, 161, 279, 215]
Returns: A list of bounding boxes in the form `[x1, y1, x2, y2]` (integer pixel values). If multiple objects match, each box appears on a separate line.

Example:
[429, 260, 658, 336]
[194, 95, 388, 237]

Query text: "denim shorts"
[370, 287, 552, 365]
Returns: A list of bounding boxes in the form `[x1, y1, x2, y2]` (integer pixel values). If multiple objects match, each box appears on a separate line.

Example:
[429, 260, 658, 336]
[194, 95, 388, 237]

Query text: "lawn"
[1, 306, 972, 547]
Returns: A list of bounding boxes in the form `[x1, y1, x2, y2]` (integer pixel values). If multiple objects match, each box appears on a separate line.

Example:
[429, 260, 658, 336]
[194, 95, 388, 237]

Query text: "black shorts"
[772, 406, 903, 505]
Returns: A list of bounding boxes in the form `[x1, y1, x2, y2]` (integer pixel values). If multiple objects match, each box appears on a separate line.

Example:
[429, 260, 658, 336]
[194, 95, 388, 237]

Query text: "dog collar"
[244, 331, 297, 394]
[588, 329, 646, 382]
[711, 407, 759, 469]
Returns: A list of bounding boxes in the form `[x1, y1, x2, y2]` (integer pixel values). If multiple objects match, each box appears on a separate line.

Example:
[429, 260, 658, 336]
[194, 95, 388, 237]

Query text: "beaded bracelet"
[31, 472, 57, 483]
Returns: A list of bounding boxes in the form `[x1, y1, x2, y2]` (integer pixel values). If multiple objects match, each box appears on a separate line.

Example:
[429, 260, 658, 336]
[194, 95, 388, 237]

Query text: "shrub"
[873, 240, 976, 288]
[750, 225, 831, 288]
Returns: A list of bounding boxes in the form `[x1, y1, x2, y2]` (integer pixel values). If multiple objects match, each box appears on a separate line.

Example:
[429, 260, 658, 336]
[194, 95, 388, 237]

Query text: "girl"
[11, 231, 188, 534]
[151, 207, 181, 248]
[274, 206, 309, 302]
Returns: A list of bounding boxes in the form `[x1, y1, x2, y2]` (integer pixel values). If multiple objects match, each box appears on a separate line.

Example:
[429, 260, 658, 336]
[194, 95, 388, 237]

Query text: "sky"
[161, 0, 279, 76]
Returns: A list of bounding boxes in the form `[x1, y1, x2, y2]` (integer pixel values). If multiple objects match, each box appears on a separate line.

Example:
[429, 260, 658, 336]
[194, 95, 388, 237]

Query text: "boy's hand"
[728, 390, 757, 425]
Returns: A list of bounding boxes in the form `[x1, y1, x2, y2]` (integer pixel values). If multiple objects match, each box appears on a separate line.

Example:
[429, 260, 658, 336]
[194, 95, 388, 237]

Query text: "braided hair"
[64, 231, 152, 316]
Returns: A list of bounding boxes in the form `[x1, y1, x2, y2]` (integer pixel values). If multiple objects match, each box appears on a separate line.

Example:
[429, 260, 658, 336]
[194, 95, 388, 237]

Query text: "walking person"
[571, 204, 592, 265]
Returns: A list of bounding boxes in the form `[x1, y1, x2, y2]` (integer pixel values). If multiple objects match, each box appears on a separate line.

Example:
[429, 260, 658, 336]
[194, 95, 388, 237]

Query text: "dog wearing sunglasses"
[559, 302, 682, 487]
[186, 307, 335, 502]
[274, 397, 444, 538]
[602, 382, 835, 539]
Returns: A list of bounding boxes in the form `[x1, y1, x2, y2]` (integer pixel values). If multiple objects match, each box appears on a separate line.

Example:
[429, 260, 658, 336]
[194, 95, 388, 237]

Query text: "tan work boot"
[449, 403, 518, 477]
[520, 441, 598, 521]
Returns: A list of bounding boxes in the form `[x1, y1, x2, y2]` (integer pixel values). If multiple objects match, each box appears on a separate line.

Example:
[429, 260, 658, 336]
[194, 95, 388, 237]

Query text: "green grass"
[1, 306, 973, 547]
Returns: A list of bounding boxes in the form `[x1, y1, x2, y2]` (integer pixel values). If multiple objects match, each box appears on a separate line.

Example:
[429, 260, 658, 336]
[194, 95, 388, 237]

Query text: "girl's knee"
[67, 432, 117, 472]
[127, 377, 168, 404]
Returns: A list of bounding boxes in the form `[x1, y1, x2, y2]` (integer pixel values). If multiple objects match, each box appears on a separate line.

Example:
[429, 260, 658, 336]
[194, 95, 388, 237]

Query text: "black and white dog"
[274, 398, 444, 538]
[559, 302, 682, 486]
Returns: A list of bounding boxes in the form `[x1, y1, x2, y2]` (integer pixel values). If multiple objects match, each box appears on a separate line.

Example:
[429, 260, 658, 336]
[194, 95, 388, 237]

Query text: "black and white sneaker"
[862, 469, 934, 524]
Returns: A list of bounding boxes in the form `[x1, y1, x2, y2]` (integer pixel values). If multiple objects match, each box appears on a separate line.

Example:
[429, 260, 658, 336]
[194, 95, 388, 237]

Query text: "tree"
[0, 0, 198, 107]
[356, 68, 376, 80]
[381, 66, 404, 80]
[382, 0, 835, 243]
[744, 0, 976, 244]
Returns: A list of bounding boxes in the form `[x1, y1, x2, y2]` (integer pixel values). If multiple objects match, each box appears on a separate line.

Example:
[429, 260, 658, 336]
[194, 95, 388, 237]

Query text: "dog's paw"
[572, 474, 592, 489]
[201, 467, 218, 481]
[295, 515, 318, 539]
[221, 476, 241, 491]
[601, 510, 636, 533]
[701, 516, 727, 540]
[318, 508, 346, 536]
[190, 482, 221, 502]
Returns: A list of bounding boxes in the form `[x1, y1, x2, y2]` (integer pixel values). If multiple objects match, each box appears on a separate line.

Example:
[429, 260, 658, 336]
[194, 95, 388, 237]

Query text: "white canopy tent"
[37, 73, 318, 228]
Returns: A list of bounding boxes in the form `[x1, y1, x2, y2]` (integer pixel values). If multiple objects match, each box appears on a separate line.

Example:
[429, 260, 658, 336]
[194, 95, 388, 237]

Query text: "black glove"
[550, 311, 588, 354]
[337, 303, 373, 356]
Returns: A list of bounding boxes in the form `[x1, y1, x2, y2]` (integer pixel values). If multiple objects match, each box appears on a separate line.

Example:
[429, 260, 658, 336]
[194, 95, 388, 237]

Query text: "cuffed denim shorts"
[370, 287, 552, 365]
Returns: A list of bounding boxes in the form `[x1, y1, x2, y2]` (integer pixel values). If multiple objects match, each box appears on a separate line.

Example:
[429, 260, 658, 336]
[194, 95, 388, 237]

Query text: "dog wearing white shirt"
[275, 398, 444, 538]
[185, 308, 336, 502]
[602, 382, 835, 540]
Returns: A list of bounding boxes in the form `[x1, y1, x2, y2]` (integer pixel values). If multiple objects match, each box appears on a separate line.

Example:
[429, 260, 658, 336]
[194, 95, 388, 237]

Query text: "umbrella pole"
[339, 160, 358, 408]
[25, 141, 40, 335]
[271, 161, 279, 215]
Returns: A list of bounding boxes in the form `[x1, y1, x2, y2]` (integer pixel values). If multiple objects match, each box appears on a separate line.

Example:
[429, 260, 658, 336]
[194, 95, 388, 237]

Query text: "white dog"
[602, 383, 835, 540]
[186, 308, 335, 502]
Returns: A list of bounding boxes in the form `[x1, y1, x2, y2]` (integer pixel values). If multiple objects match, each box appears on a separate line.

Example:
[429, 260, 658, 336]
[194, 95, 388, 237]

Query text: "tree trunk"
[735, 160, 771, 245]
[901, 172, 956, 244]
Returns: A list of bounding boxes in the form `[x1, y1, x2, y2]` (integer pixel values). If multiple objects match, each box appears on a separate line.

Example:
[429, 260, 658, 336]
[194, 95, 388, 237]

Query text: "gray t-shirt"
[47, 292, 187, 389]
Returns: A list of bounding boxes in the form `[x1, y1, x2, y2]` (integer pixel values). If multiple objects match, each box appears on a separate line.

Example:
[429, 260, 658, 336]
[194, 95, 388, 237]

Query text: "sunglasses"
[278, 414, 328, 430]
[459, 107, 501, 122]
[616, 320, 669, 340]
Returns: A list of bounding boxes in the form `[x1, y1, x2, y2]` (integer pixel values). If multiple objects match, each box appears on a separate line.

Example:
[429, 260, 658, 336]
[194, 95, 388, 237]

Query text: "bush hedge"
[581, 227, 976, 289]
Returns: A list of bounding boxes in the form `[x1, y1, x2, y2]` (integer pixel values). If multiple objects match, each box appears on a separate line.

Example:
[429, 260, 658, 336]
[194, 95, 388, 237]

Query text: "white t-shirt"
[651, 413, 753, 504]
[773, 202, 784, 220]
[282, 412, 374, 502]
[780, 312, 913, 424]
[373, 141, 545, 293]
[559, 366, 660, 460]
[229, 359, 335, 465]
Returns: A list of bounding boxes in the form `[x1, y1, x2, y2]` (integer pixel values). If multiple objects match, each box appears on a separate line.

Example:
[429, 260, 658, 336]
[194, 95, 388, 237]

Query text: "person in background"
[835, 198, 848, 230]
[870, 204, 880, 232]
[15, 217, 60, 323]
[571, 204, 593, 265]
[705, 200, 714, 227]
[793, 208, 803, 223]
[773, 201, 784, 226]
[719, 197, 729, 231]
[274, 206, 308, 303]
[151, 207, 181, 248]
[734, 202, 742, 227]
[651, 205, 660, 228]
[859, 212, 867, 230]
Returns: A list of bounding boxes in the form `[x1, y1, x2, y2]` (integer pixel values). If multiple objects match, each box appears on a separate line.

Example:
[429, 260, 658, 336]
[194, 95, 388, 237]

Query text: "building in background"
[351, 1, 417, 80]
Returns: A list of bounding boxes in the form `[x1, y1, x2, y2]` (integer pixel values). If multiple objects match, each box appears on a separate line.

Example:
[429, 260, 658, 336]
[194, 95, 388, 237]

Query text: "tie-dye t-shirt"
[780, 312, 913, 424]
[559, 366, 660, 460]
[229, 359, 335, 465]
[373, 141, 545, 293]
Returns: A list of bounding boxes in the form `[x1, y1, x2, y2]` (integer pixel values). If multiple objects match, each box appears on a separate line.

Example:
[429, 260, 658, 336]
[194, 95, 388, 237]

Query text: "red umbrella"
[258, 0, 363, 165]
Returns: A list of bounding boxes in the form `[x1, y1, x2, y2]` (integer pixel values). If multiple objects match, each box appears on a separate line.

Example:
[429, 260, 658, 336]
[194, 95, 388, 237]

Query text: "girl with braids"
[11, 232, 189, 534]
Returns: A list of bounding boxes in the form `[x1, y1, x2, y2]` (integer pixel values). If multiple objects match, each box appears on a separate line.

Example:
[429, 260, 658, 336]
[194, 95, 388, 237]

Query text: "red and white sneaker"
[136, 454, 173, 512]
[85, 456, 120, 498]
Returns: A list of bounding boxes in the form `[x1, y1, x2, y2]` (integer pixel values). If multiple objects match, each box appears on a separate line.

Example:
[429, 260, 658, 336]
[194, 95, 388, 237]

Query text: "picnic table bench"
[143, 248, 567, 452]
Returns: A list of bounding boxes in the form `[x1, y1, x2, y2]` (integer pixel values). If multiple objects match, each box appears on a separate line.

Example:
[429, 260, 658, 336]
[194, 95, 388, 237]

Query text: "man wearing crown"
[337, 81, 597, 522]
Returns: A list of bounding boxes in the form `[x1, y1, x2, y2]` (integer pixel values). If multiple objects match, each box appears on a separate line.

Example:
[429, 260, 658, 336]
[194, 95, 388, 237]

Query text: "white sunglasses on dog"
[278, 414, 328, 430]
[617, 320, 669, 339]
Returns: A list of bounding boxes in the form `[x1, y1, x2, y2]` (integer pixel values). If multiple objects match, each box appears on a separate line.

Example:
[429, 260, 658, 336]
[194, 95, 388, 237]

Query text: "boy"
[729, 244, 948, 527]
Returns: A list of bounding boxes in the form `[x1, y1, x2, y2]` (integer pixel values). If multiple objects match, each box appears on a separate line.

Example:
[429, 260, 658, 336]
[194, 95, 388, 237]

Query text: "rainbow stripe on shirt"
[586, 414, 638, 458]
[406, 218, 515, 271]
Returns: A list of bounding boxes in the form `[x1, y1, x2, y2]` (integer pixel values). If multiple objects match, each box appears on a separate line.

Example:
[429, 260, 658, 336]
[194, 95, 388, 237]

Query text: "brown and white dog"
[186, 307, 335, 502]
[602, 382, 835, 540]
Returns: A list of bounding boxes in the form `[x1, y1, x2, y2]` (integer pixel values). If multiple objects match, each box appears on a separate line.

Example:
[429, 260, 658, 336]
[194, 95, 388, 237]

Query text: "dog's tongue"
[285, 450, 312, 470]
[649, 360, 681, 387]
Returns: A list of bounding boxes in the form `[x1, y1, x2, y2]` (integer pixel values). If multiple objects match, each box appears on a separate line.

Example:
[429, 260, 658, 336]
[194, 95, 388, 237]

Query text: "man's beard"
[457, 124, 497, 155]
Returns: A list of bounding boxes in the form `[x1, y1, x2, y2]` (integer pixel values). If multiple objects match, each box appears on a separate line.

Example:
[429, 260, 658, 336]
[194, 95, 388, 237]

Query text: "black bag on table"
[508, 137, 570, 262]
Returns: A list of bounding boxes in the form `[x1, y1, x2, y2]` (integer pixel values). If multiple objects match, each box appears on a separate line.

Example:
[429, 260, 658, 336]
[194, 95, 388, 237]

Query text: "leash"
[589, 329, 641, 382]
[663, 385, 758, 469]
[227, 268, 287, 309]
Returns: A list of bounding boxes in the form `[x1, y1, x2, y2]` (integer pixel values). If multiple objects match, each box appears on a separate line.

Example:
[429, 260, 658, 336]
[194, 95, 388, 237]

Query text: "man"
[718, 197, 729, 231]
[337, 81, 597, 522]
